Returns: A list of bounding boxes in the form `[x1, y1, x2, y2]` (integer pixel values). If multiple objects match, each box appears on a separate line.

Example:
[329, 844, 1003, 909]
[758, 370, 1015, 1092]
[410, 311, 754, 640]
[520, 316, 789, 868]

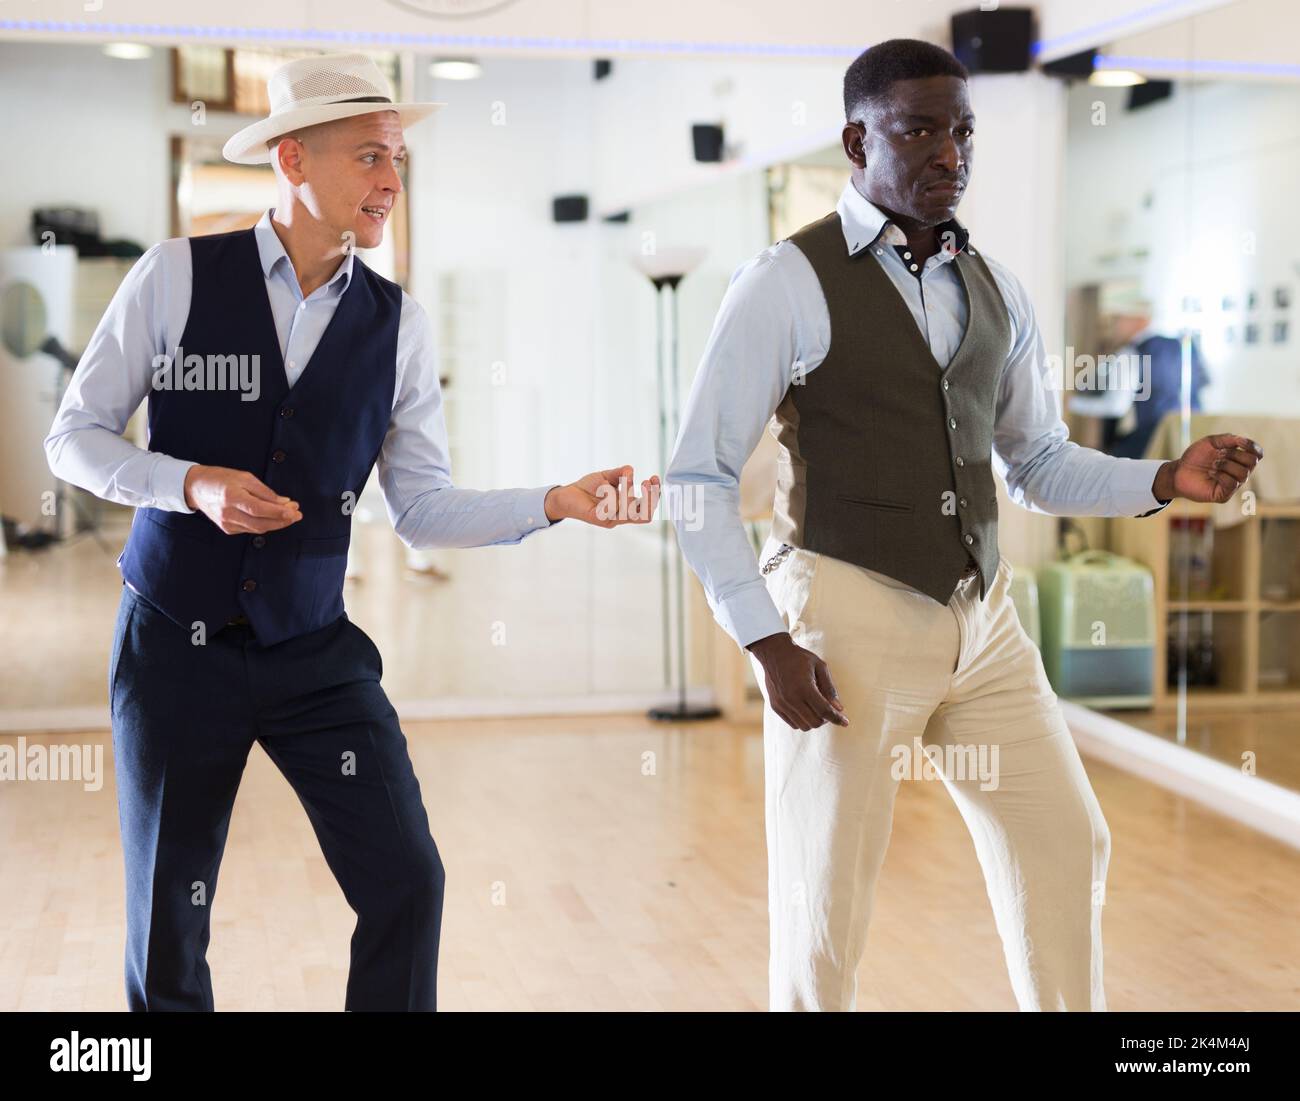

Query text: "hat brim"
[222, 101, 445, 165]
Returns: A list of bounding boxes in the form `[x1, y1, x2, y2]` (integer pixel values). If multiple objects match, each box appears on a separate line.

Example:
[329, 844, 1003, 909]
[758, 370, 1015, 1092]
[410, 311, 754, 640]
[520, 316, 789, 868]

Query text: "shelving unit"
[1112, 501, 1300, 710]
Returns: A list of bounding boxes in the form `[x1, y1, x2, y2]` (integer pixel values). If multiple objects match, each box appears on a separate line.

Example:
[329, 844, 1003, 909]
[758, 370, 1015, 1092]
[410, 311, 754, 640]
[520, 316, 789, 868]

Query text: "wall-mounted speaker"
[691, 123, 725, 163]
[950, 7, 1034, 74]
[594, 59, 612, 81]
[1127, 80, 1173, 110]
[552, 195, 589, 223]
[1041, 47, 1098, 80]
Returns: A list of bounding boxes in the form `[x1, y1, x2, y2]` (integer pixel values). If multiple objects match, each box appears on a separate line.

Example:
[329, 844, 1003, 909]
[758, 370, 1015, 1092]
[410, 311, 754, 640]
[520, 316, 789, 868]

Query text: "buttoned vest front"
[771, 211, 1011, 604]
[117, 227, 401, 645]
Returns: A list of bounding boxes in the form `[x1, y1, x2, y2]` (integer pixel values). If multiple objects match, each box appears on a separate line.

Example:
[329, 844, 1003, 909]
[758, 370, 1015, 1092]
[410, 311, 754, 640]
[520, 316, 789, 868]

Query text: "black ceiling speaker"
[950, 7, 1034, 73]
[1128, 80, 1173, 110]
[552, 195, 589, 223]
[1041, 47, 1099, 80]
[594, 58, 612, 80]
[692, 123, 725, 163]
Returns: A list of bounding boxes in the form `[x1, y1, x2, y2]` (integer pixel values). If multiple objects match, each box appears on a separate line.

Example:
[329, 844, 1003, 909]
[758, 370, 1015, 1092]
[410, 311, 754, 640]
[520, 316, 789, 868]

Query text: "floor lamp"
[631, 248, 721, 723]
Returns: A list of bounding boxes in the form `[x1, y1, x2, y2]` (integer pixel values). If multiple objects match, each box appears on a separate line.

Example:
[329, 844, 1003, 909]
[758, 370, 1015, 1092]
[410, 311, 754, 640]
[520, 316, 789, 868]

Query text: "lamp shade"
[629, 247, 707, 284]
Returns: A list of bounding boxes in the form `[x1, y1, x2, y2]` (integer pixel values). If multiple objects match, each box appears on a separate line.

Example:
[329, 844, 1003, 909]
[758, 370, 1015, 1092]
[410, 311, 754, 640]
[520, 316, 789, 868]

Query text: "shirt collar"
[835, 178, 972, 260]
[253, 208, 354, 295]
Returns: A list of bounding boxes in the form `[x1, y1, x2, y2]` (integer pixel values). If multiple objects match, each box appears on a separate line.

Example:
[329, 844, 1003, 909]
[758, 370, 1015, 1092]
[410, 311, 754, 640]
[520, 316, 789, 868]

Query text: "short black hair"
[843, 39, 968, 120]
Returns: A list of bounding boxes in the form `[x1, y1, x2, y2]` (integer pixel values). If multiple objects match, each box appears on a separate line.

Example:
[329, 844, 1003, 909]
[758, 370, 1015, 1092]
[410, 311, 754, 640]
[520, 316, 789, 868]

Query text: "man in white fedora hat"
[45, 51, 659, 1012]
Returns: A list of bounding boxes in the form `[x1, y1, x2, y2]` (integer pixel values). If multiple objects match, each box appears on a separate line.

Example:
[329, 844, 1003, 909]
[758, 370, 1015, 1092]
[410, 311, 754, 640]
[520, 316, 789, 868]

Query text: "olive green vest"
[771, 211, 1011, 604]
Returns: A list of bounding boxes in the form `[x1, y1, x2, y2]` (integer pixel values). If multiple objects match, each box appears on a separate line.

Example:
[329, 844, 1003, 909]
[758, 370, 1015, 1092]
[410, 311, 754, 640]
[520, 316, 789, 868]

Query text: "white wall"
[400, 53, 776, 689]
[1106, 0, 1299, 80]
[0, 42, 172, 250]
[588, 54, 844, 216]
[404, 55, 605, 490]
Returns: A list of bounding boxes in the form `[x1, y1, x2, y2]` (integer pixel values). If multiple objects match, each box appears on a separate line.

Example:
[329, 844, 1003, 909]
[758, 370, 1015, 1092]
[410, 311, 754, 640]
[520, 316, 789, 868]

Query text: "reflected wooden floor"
[2, 715, 1297, 1011]
[0, 512, 665, 717]
[1102, 706, 1300, 790]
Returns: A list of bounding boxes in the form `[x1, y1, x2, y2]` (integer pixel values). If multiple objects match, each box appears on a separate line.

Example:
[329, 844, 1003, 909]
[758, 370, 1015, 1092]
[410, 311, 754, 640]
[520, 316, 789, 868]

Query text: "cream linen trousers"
[749, 537, 1110, 1012]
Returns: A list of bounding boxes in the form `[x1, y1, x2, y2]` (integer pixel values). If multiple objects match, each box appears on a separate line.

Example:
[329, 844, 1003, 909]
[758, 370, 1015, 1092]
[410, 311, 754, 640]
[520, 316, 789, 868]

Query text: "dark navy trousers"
[108, 582, 444, 1011]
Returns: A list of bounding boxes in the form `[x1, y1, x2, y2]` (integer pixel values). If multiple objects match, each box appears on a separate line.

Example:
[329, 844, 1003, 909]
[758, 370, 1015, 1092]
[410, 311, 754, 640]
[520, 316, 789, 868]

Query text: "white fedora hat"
[223, 53, 445, 166]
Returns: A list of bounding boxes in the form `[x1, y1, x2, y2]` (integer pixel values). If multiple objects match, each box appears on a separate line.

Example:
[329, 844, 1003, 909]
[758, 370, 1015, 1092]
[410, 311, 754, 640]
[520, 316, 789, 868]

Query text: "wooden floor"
[2, 714, 1297, 1011]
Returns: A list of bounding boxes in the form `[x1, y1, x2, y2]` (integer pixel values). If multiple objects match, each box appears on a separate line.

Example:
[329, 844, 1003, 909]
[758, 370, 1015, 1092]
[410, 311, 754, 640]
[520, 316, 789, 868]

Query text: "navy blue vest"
[118, 228, 401, 646]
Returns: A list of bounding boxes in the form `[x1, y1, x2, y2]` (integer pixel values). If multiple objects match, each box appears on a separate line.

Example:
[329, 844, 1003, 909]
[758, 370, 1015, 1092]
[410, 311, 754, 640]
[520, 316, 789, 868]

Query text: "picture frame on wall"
[171, 46, 236, 112]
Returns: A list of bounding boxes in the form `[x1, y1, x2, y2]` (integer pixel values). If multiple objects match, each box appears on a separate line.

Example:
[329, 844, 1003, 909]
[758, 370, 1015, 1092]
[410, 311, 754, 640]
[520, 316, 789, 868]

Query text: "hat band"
[267, 94, 394, 117]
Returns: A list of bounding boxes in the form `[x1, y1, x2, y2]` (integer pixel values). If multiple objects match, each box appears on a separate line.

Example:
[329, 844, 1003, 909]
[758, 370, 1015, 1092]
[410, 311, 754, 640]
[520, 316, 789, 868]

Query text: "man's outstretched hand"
[1152, 434, 1264, 505]
[543, 466, 660, 528]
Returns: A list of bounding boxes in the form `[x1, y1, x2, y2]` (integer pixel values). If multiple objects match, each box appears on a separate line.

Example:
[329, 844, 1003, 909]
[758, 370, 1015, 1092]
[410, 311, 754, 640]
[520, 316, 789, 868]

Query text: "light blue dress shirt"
[666, 178, 1170, 651]
[44, 209, 557, 548]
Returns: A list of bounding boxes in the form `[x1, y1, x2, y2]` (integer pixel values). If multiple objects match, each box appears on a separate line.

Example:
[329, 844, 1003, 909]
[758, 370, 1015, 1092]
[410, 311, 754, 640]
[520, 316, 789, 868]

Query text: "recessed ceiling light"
[102, 42, 154, 60]
[429, 59, 481, 81]
[1089, 69, 1147, 87]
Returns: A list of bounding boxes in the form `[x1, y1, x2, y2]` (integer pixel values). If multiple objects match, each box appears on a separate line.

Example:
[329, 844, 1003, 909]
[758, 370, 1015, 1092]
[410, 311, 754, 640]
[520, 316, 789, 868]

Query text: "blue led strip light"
[3, 7, 1269, 72]
[0, 19, 863, 57]
[1098, 52, 1300, 78]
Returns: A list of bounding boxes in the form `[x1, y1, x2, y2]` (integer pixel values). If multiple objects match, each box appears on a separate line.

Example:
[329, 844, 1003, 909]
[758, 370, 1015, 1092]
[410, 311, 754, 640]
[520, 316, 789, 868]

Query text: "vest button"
[242, 579, 257, 592]
[252, 535, 266, 548]
[942, 379, 950, 390]
[949, 417, 957, 429]
[959, 497, 968, 508]
[279, 407, 295, 418]
[964, 534, 975, 546]
[272, 449, 286, 463]
[955, 456, 965, 467]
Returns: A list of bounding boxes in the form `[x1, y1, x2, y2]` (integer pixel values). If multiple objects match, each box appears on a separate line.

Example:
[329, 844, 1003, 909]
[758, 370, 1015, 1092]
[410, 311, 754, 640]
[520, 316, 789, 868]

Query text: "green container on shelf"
[1037, 550, 1155, 708]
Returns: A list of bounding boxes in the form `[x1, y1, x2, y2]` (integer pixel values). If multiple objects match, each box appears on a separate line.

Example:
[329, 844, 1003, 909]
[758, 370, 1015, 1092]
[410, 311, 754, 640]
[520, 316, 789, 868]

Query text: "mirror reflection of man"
[45, 53, 658, 1012]
[1070, 294, 1210, 459]
[667, 39, 1261, 1011]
